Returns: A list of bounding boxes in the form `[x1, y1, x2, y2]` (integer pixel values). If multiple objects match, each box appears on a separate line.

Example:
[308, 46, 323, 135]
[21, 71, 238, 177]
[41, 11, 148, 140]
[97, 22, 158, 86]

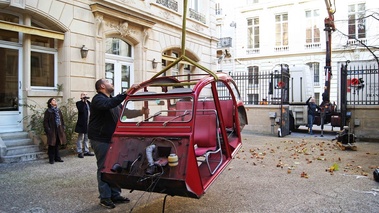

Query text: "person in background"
[75, 93, 94, 158]
[43, 98, 66, 164]
[88, 79, 148, 209]
[306, 97, 320, 135]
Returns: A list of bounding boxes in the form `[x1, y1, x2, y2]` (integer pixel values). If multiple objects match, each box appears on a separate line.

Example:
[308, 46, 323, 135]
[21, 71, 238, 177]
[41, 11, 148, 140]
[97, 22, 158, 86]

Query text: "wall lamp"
[152, 58, 159, 69]
[80, 45, 89, 59]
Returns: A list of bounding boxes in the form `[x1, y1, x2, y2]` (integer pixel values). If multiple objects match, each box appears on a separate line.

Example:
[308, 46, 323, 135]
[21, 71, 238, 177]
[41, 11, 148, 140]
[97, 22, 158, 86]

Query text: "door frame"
[105, 58, 134, 95]
[0, 44, 23, 133]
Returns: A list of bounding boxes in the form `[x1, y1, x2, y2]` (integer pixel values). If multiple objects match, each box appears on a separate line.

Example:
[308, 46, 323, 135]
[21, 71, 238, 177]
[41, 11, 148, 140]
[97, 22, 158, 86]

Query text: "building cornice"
[90, 3, 157, 29]
[90, 0, 213, 41]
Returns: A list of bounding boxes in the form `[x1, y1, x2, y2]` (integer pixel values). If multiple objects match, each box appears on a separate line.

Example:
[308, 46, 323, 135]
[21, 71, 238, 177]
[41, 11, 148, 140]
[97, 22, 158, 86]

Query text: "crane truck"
[288, 0, 346, 135]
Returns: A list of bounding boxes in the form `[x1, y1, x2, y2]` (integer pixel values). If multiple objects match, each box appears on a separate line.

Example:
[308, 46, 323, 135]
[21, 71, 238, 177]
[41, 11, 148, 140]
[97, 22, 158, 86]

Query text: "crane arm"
[324, 0, 336, 31]
[322, 0, 336, 105]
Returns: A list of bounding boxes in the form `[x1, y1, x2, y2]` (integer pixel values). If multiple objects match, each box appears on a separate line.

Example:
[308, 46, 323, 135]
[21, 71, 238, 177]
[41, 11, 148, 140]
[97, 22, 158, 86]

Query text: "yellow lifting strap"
[151, 0, 218, 80]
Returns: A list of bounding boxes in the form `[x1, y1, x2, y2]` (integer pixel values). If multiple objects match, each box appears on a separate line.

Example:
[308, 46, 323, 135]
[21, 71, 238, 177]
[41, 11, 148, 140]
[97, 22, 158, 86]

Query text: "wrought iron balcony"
[304, 43, 321, 49]
[189, 8, 206, 24]
[156, 0, 178, 12]
[347, 38, 367, 46]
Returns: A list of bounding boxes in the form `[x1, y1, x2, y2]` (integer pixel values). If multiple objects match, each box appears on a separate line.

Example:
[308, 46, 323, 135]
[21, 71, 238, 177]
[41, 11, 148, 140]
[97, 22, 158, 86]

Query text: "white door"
[105, 60, 134, 95]
[0, 45, 23, 133]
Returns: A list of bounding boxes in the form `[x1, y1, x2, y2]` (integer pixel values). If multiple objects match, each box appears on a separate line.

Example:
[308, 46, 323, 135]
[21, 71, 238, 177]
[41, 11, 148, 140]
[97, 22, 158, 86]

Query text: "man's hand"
[80, 93, 89, 102]
[142, 107, 150, 115]
[124, 84, 141, 95]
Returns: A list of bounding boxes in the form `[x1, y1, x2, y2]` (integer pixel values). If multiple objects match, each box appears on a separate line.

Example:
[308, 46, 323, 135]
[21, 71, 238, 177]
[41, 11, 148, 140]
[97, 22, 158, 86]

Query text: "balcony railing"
[156, 0, 178, 12]
[274, 46, 289, 52]
[189, 8, 206, 24]
[246, 49, 260, 54]
[305, 43, 321, 49]
[347, 38, 367, 46]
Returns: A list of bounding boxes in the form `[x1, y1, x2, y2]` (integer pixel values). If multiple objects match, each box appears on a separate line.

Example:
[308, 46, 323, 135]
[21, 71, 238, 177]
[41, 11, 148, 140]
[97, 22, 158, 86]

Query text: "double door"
[105, 60, 133, 96]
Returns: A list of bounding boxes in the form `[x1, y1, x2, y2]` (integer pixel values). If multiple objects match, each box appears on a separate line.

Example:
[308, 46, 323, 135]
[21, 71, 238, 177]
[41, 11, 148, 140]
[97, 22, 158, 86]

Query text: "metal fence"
[229, 63, 378, 106]
[230, 69, 289, 105]
[345, 64, 379, 105]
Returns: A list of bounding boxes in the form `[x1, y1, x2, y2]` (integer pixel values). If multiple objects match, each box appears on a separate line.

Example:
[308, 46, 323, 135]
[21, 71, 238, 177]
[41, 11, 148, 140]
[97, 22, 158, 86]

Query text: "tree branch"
[335, 28, 379, 67]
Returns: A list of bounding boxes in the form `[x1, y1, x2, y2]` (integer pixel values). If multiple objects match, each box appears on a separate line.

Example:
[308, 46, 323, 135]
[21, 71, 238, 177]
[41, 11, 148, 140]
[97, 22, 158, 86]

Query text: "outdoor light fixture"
[152, 58, 159, 69]
[80, 45, 89, 59]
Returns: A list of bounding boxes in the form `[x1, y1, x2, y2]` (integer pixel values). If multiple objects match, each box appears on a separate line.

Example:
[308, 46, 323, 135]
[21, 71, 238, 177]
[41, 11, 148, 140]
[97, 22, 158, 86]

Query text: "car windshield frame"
[120, 94, 194, 124]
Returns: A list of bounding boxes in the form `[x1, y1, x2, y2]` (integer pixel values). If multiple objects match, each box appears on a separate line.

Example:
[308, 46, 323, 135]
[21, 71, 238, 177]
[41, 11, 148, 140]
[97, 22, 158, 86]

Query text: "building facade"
[0, 0, 217, 134]
[216, 0, 378, 106]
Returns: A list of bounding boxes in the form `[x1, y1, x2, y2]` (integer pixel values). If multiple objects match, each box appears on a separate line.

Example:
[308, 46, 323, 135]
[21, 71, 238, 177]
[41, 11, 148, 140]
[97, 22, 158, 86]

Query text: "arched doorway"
[104, 38, 134, 95]
[161, 48, 199, 76]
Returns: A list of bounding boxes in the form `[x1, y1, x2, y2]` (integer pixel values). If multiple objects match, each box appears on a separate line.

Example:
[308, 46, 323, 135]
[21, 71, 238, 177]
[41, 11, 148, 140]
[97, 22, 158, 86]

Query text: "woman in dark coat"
[306, 97, 320, 135]
[43, 98, 67, 164]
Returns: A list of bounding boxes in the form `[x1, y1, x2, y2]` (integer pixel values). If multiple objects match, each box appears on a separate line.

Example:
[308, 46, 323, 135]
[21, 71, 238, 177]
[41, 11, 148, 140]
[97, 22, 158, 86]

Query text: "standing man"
[75, 93, 94, 158]
[88, 79, 147, 209]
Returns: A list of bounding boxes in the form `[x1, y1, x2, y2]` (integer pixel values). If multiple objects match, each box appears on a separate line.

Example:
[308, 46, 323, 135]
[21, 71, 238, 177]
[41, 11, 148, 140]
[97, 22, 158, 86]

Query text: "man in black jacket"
[88, 79, 147, 209]
[75, 93, 94, 158]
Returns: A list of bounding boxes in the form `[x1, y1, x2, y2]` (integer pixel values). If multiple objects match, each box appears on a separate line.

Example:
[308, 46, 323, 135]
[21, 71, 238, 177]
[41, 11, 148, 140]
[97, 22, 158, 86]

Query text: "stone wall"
[243, 105, 283, 136]
[243, 105, 379, 141]
[348, 105, 379, 142]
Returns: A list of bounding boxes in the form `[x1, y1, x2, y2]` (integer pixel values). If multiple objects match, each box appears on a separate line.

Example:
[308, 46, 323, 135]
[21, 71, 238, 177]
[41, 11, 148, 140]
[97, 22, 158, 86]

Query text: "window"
[247, 18, 260, 49]
[307, 62, 320, 86]
[105, 63, 115, 86]
[348, 3, 366, 39]
[215, 3, 222, 15]
[184, 64, 191, 71]
[275, 13, 288, 46]
[248, 66, 259, 85]
[189, 0, 199, 11]
[105, 38, 133, 95]
[31, 51, 56, 87]
[161, 49, 197, 78]
[305, 10, 320, 43]
[189, 0, 206, 24]
[0, 47, 19, 111]
[247, 94, 259, 105]
[30, 22, 57, 88]
[31, 35, 55, 48]
[0, 13, 19, 42]
[0, 13, 59, 89]
[313, 63, 320, 86]
[162, 51, 179, 76]
[105, 38, 131, 57]
[314, 92, 320, 105]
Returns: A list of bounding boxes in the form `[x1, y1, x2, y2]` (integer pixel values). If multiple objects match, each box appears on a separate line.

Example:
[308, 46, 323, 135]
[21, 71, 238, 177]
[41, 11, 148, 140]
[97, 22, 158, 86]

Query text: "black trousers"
[48, 134, 61, 162]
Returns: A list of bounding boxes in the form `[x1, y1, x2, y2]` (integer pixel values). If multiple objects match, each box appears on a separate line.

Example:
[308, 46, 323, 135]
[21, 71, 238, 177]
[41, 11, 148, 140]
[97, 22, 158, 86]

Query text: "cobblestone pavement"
[0, 130, 378, 213]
